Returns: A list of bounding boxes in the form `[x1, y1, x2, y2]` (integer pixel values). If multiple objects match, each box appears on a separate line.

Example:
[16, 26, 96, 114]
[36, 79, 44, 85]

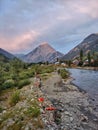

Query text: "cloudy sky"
[0, 0, 98, 54]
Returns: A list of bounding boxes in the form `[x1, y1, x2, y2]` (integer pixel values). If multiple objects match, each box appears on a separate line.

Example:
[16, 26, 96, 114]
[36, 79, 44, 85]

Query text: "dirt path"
[42, 72, 62, 95]
[42, 72, 98, 130]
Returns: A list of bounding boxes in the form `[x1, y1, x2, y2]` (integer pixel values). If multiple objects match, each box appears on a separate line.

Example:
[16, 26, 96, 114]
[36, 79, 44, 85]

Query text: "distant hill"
[14, 54, 25, 58]
[0, 48, 15, 60]
[21, 43, 64, 63]
[62, 33, 98, 60]
[0, 54, 10, 63]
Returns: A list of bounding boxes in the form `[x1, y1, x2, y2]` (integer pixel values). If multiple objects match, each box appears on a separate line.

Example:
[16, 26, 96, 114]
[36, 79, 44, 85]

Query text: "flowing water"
[68, 68, 98, 106]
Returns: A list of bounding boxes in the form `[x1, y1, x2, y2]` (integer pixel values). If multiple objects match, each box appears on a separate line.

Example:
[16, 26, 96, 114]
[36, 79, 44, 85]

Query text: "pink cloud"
[74, 0, 98, 18]
[0, 30, 40, 53]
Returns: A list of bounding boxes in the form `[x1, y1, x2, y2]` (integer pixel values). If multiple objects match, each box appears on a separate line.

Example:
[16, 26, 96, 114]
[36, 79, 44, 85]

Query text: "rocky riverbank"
[42, 72, 98, 130]
[0, 72, 98, 130]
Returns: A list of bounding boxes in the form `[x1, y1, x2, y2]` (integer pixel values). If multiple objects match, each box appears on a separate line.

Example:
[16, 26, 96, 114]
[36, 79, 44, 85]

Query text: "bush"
[39, 65, 55, 74]
[19, 72, 29, 80]
[17, 79, 31, 89]
[9, 90, 20, 106]
[2, 79, 15, 89]
[19, 70, 35, 80]
[59, 69, 69, 79]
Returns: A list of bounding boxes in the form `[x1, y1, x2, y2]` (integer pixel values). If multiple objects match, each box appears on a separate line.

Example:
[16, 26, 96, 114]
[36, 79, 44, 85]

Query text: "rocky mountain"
[0, 48, 15, 60]
[62, 33, 98, 60]
[21, 43, 64, 63]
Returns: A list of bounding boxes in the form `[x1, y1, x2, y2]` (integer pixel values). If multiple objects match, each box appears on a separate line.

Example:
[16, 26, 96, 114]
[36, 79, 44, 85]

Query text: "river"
[68, 68, 98, 106]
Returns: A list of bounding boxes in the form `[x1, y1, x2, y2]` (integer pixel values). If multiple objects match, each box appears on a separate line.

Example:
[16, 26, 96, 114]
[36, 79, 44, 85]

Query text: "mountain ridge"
[62, 33, 98, 60]
[0, 48, 15, 60]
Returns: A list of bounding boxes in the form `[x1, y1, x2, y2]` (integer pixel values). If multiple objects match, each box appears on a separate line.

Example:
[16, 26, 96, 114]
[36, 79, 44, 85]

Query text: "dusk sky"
[0, 0, 98, 54]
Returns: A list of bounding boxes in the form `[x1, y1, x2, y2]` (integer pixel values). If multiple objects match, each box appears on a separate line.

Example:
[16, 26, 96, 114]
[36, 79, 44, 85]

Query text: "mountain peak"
[22, 43, 63, 63]
[83, 33, 98, 42]
[40, 42, 48, 46]
[38, 42, 55, 53]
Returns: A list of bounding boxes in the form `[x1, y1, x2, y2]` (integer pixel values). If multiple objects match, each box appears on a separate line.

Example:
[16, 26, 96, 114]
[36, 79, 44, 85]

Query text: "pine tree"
[80, 49, 83, 61]
[87, 52, 91, 66]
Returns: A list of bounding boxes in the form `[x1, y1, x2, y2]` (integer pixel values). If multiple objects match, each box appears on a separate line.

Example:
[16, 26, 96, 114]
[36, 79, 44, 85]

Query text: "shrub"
[19, 72, 29, 80]
[9, 90, 20, 106]
[39, 65, 55, 74]
[59, 69, 69, 79]
[2, 79, 15, 89]
[17, 79, 31, 89]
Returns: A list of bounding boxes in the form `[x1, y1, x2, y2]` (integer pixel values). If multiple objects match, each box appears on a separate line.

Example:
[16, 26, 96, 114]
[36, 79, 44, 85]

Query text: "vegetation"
[87, 52, 91, 66]
[58, 69, 69, 79]
[26, 106, 40, 117]
[0, 57, 56, 92]
[80, 49, 83, 61]
[17, 79, 30, 89]
[0, 106, 3, 113]
[9, 90, 20, 106]
[73, 50, 98, 67]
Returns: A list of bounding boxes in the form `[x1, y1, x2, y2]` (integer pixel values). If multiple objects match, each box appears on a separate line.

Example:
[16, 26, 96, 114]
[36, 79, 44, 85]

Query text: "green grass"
[26, 106, 40, 117]
[9, 90, 20, 106]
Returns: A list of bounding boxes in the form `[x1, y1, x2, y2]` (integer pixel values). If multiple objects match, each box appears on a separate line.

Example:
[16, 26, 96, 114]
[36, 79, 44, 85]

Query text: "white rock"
[70, 117, 74, 122]
[2, 110, 7, 114]
[64, 111, 70, 115]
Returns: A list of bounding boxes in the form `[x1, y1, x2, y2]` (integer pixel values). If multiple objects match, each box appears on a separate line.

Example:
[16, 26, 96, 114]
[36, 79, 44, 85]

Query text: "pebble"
[70, 117, 74, 122]
[25, 125, 30, 130]
[93, 118, 98, 121]
[64, 111, 70, 115]
[2, 110, 7, 114]
[80, 114, 88, 122]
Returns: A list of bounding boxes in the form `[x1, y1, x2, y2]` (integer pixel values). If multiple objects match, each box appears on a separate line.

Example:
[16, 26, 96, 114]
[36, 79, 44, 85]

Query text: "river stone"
[64, 111, 70, 115]
[70, 117, 74, 122]
[80, 114, 88, 122]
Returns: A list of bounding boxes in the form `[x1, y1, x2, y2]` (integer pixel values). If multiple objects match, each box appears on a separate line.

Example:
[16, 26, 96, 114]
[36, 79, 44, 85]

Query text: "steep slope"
[0, 54, 10, 63]
[63, 33, 98, 60]
[0, 48, 15, 59]
[22, 43, 64, 63]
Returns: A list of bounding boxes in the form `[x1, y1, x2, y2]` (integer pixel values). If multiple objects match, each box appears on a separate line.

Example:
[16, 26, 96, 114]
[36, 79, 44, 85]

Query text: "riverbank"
[73, 66, 98, 71]
[42, 72, 98, 130]
[0, 71, 98, 130]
